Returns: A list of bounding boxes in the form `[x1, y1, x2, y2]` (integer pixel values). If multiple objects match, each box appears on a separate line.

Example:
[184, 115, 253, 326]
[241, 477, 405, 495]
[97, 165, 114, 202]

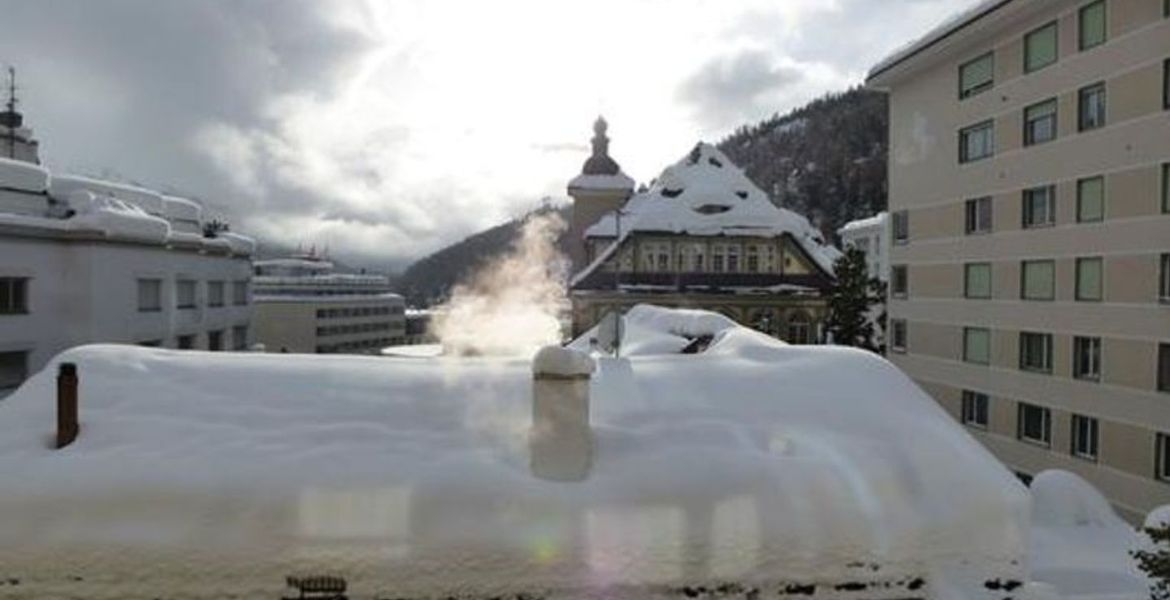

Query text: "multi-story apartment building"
[252, 255, 406, 354]
[868, 0, 1170, 519]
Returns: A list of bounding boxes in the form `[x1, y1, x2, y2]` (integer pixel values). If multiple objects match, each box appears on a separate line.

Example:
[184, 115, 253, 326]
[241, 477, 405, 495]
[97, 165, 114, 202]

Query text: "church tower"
[566, 116, 634, 275]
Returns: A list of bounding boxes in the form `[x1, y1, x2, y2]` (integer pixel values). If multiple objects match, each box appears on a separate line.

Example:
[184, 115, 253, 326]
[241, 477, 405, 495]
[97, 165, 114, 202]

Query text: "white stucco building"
[252, 254, 405, 354]
[0, 124, 256, 396]
[837, 211, 889, 283]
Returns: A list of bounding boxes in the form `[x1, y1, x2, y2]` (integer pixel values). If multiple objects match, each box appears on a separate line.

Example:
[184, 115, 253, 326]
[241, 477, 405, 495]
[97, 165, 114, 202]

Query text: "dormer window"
[694, 204, 731, 215]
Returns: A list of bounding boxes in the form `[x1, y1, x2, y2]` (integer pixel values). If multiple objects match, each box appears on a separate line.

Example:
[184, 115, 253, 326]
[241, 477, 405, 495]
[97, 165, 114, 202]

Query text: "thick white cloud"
[0, 0, 978, 269]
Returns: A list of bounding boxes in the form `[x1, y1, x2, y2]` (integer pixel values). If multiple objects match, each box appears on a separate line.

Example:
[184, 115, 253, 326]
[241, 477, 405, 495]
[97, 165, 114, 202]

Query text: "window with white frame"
[138, 278, 162, 312]
[727, 245, 740, 272]
[1071, 414, 1099, 460]
[1019, 331, 1053, 373]
[1018, 402, 1052, 446]
[892, 210, 909, 243]
[892, 265, 908, 297]
[711, 245, 726, 273]
[746, 245, 760, 273]
[1073, 336, 1102, 381]
[961, 390, 989, 428]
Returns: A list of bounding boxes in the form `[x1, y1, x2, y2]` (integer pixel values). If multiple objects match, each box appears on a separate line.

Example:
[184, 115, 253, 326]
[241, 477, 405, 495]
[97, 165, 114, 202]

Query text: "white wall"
[0, 234, 253, 388]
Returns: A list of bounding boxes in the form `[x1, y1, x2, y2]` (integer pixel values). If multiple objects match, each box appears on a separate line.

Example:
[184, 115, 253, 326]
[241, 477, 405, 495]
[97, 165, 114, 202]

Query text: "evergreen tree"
[1133, 522, 1170, 599]
[824, 247, 880, 351]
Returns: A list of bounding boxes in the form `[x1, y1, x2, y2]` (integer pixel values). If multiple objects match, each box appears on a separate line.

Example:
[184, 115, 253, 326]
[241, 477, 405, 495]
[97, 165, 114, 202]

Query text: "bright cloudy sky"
[0, 0, 978, 270]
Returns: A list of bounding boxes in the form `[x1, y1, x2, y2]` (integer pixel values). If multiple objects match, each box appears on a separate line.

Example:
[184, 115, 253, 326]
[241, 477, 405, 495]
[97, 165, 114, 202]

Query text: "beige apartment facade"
[868, 0, 1170, 520]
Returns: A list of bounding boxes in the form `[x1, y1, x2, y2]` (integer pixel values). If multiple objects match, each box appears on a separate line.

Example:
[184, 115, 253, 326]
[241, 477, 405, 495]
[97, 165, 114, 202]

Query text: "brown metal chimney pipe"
[56, 362, 79, 449]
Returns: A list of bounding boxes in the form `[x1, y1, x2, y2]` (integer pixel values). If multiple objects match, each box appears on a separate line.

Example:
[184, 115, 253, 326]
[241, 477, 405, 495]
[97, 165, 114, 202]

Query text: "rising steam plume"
[431, 213, 569, 356]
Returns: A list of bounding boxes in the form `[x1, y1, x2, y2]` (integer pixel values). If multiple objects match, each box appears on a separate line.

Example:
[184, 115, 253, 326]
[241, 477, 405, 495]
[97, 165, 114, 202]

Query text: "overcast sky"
[0, 0, 977, 270]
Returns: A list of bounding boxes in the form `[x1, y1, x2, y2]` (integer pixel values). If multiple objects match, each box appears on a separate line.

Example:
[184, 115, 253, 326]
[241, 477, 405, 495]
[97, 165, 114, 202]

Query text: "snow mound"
[66, 190, 172, 243]
[1144, 505, 1170, 529]
[582, 143, 840, 273]
[1028, 470, 1148, 599]
[50, 174, 166, 217]
[0, 308, 1029, 596]
[569, 304, 779, 358]
[0, 156, 50, 192]
[532, 345, 595, 377]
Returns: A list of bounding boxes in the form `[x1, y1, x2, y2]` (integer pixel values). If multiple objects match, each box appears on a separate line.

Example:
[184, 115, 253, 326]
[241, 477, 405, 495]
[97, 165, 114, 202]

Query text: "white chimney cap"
[532, 345, 595, 378]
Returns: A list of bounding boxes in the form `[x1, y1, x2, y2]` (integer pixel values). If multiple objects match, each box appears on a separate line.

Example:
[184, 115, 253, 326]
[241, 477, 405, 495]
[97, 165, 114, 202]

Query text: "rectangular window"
[1078, 1, 1107, 50]
[959, 52, 994, 99]
[1073, 336, 1102, 381]
[891, 319, 907, 353]
[1078, 83, 1107, 131]
[1077, 176, 1104, 222]
[1020, 332, 1053, 373]
[892, 210, 909, 243]
[892, 265, 908, 297]
[1021, 260, 1055, 300]
[0, 350, 28, 391]
[964, 327, 991, 365]
[965, 263, 992, 299]
[1023, 186, 1056, 228]
[177, 335, 195, 350]
[1075, 257, 1103, 301]
[1161, 253, 1170, 302]
[233, 325, 248, 351]
[208, 330, 224, 352]
[1025, 21, 1058, 73]
[1024, 98, 1058, 146]
[746, 246, 760, 273]
[959, 120, 994, 163]
[1160, 343, 1170, 393]
[727, 246, 740, 272]
[1164, 59, 1169, 109]
[1018, 402, 1052, 446]
[1163, 163, 1169, 213]
[137, 278, 162, 312]
[962, 390, 990, 428]
[1158, 433, 1170, 481]
[208, 281, 225, 307]
[1071, 414, 1099, 460]
[712, 247, 725, 273]
[176, 279, 197, 309]
[0, 277, 28, 314]
[232, 280, 249, 306]
[965, 197, 993, 234]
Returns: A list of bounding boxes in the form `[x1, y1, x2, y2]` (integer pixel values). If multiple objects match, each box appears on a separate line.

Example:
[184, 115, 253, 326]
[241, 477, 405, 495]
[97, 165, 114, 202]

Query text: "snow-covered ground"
[0, 305, 1157, 599]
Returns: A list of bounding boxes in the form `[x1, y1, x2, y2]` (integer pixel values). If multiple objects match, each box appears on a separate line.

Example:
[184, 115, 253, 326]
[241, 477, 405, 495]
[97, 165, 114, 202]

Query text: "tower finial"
[580, 116, 621, 176]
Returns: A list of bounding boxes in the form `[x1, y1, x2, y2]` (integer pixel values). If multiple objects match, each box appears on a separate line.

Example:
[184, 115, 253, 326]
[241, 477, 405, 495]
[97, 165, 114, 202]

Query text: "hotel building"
[868, 0, 1170, 518]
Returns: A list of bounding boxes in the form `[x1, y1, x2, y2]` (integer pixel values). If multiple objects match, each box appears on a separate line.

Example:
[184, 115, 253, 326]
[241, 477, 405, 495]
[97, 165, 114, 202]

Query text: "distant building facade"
[837, 211, 889, 282]
[252, 255, 405, 354]
[568, 128, 840, 342]
[868, 0, 1170, 519]
[0, 113, 256, 396]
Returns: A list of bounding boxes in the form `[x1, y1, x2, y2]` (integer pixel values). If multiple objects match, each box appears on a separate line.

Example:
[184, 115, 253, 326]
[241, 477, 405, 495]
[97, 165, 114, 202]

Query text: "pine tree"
[1133, 522, 1170, 599]
[824, 247, 880, 351]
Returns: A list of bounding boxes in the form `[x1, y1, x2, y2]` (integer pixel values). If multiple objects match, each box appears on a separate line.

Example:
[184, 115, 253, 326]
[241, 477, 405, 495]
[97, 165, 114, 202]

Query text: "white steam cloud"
[431, 213, 569, 356]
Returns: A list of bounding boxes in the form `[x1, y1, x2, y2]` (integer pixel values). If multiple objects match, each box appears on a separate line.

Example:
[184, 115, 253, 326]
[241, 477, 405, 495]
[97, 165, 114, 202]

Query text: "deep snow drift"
[0, 305, 1148, 599]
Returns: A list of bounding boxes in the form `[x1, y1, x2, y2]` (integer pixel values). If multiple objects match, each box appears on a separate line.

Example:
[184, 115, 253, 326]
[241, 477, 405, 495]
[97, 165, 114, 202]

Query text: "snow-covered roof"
[0, 305, 1033, 595]
[254, 257, 335, 272]
[580, 143, 841, 274]
[0, 156, 49, 193]
[838, 212, 888, 236]
[49, 174, 167, 216]
[161, 194, 202, 223]
[866, 0, 1012, 85]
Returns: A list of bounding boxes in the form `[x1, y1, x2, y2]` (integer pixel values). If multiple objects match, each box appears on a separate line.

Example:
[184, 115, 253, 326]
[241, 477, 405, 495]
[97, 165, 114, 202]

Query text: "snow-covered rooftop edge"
[866, 0, 1011, 84]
